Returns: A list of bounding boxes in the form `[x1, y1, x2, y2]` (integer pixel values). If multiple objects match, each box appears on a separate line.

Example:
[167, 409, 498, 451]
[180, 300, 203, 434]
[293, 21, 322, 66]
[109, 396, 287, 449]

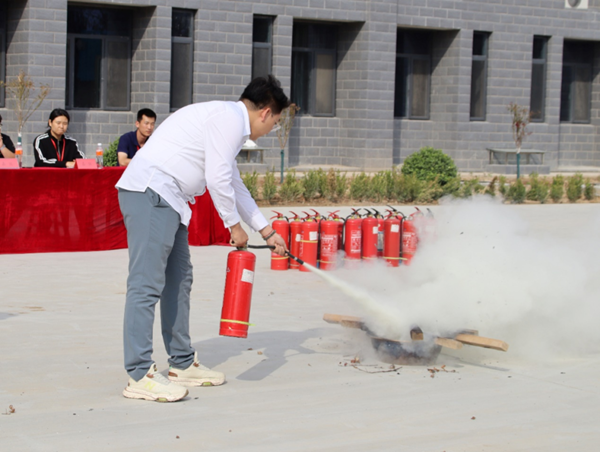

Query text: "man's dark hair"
[240, 75, 290, 114]
[137, 108, 156, 122]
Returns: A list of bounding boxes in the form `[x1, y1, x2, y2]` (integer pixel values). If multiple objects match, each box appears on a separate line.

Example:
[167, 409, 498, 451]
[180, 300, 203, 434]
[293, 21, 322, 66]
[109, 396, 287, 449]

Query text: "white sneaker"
[168, 352, 226, 387]
[123, 363, 188, 402]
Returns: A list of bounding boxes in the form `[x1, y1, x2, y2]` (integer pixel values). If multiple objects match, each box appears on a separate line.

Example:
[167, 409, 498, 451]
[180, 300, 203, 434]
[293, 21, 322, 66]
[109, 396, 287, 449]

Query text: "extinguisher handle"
[246, 244, 306, 266]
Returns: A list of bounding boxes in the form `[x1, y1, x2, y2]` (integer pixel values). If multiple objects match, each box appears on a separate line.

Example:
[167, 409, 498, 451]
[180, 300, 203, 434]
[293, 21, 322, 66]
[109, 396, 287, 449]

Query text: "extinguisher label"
[309, 231, 318, 241]
[372, 226, 378, 234]
[391, 224, 400, 233]
[241, 269, 254, 284]
[295, 233, 302, 241]
[350, 230, 361, 253]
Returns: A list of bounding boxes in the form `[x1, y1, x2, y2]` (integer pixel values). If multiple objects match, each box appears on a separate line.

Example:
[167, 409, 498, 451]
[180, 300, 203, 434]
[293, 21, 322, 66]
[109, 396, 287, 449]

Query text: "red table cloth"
[0, 167, 230, 254]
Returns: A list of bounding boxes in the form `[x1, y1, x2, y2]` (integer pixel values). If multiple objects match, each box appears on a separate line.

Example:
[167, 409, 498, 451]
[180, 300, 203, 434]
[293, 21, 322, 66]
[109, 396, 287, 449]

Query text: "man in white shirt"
[116, 75, 288, 402]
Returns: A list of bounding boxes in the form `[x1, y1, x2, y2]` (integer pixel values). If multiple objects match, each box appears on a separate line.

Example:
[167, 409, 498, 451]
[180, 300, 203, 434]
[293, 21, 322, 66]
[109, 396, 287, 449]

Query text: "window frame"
[530, 36, 548, 123]
[252, 15, 274, 80]
[470, 31, 490, 122]
[560, 41, 593, 124]
[170, 8, 195, 112]
[291, 22, 337, 117]
[66, 34, 131, 111]
[394, 30, 432, 120]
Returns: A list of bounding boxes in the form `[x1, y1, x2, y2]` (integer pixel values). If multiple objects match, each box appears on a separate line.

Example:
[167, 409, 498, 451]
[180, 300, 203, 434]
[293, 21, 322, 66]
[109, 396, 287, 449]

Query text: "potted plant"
[506, 102, 532, 179]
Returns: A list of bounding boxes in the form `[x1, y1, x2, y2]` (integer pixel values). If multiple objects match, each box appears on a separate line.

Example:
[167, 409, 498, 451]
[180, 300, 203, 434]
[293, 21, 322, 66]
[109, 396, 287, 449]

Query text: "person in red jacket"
[33, 109, 84, 168]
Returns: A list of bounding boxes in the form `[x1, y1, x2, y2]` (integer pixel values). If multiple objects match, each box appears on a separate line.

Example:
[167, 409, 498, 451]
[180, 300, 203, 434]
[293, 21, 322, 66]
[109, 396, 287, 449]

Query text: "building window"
[394, 30, 432, 119]
[66, 6, 132, 110]
[0, 11, 6, 108]
[530, 36, 548, 122]
[291, 22, 337, 116]
[171, 9, 194, 111]
[560, 40, 593, 123]
[470, 32, 490, 121]
[252, 16, 273, 80]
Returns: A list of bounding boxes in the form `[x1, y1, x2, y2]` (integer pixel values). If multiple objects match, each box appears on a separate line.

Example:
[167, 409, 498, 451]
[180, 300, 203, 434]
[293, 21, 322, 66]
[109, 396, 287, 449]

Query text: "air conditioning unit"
[565, 0, 588, 9]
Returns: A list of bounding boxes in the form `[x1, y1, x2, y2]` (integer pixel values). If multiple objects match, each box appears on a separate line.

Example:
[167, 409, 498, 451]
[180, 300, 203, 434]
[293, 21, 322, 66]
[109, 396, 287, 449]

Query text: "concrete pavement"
[1, 202, 599, 451]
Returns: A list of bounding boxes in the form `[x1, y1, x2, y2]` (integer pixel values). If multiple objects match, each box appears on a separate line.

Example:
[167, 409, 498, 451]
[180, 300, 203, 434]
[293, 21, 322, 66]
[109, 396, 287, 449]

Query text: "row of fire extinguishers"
[268, 207, 435, 271]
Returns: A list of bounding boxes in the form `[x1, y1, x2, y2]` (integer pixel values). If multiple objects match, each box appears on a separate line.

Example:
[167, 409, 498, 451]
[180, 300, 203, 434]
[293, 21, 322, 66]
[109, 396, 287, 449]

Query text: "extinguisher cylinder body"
[319, 220, 339, 271]
[289, 221, 303, 270]
[270, 218, 290, 270]
[299, 221, 319, 272]
[402, 216, 419, 266]
[220, 250, 256, 338]
[383, 217, 401, 267]
[362, 217, 379, 261]
[343, 217, 362, 268]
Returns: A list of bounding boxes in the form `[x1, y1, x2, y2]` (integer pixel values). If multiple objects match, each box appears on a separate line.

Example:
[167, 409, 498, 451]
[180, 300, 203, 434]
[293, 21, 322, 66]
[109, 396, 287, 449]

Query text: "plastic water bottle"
[96, 143, 104, 169]
[15, 143, 23, 168]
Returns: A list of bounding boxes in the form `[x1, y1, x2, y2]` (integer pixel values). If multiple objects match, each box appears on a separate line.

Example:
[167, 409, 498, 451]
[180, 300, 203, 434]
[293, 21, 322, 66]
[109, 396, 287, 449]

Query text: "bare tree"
[276, 103, 300, 183]
[1, 70, 51, 144]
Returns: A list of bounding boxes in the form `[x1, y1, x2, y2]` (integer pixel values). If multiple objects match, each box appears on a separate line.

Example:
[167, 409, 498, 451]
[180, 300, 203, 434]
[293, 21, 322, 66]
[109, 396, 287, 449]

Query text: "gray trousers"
[118, 188, 195, 381]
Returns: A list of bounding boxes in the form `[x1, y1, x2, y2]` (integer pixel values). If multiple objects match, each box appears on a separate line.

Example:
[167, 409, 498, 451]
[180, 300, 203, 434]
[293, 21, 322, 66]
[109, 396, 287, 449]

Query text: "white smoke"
[330, 196, 600, 362]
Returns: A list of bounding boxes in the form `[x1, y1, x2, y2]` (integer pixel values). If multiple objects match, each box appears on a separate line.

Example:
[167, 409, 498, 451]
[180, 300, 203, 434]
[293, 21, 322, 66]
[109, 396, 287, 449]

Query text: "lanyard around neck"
[51, 136, 66, 162]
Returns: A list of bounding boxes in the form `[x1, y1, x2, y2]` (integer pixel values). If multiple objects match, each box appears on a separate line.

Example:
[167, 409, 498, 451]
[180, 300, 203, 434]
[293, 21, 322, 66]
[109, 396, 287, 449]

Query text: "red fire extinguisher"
[220, 249, 256, 338]
[328, 211, 344, 248]
[401, 211, 419, 266]
[270, 211, 289, 271]
[319, 218, 339, 271]
[372, 208, 385, 258]
[383, 210, 401, 267]
[344, 209, 362, 268]
[299, 218, 319, 272]
[362, 210, 379, 262]
[289, 211, 303, 270]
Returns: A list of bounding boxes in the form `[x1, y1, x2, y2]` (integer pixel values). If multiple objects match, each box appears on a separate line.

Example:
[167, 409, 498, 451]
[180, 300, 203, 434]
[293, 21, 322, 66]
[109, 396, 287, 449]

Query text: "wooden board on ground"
[434, 337, 463, 350]
[454, 334, 509, 352]
[323, 313, 364, 330]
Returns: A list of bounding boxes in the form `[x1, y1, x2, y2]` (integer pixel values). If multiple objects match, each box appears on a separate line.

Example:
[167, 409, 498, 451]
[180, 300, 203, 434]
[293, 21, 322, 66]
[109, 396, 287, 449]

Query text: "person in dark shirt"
[0, 114, 16, 159]
[117, 108, 156, 167]
[33, 109, 84, 168]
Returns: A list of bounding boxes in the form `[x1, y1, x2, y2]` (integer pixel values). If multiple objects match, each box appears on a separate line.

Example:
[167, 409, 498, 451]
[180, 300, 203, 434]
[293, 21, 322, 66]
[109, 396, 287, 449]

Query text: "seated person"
[33, 109, 84, 168]
[0, 114, 16, 159]
[117, 108, 156, 167]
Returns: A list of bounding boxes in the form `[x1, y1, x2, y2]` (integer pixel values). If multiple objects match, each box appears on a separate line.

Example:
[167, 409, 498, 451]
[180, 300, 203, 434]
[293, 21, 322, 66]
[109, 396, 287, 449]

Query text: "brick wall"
[1, 0, 600, 170]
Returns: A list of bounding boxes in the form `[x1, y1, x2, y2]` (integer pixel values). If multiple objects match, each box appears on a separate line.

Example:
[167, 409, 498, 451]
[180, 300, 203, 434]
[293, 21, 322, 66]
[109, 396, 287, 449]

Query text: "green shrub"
[417, 180, 444, 203]
[401, 147, 457, 185]
[279, 169, 304, 203]
[301, 169, 321, 201]
[566, 173, 584, 202]
[459, 177, 483, 198]
[550, 175, 564, 203]
[103, 138, 119, 167]
[526, 173, 549, 203]
[368, 171, 391, 202]
[498, 176, 508, 197]
[506, 178, 527, 204]
[241, 171, 259, 199]
[584, 179, 595, 201]
[262, 169, 277, 202]
[391, 173, 423, 203]
[442, 176, 462, 197]
[349, 173, 371, 201]
[323, 168, 347, 201]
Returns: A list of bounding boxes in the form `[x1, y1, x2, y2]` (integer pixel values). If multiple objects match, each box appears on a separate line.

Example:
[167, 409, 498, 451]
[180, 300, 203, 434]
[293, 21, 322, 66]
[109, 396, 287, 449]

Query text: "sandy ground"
[1, 203, 599, 451]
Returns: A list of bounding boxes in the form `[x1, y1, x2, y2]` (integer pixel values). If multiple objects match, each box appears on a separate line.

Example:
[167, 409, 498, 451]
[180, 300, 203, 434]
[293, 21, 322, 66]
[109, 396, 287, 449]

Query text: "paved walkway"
[1, 203, 599, 451]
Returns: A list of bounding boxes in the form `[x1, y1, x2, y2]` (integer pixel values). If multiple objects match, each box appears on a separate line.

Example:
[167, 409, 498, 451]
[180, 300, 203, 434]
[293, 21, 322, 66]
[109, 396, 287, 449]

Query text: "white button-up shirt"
[116, 100, 268, 231]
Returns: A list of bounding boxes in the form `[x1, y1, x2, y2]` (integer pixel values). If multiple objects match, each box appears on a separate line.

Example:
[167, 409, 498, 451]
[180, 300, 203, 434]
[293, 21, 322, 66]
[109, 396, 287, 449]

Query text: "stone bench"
[486, 148, 546, 165]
